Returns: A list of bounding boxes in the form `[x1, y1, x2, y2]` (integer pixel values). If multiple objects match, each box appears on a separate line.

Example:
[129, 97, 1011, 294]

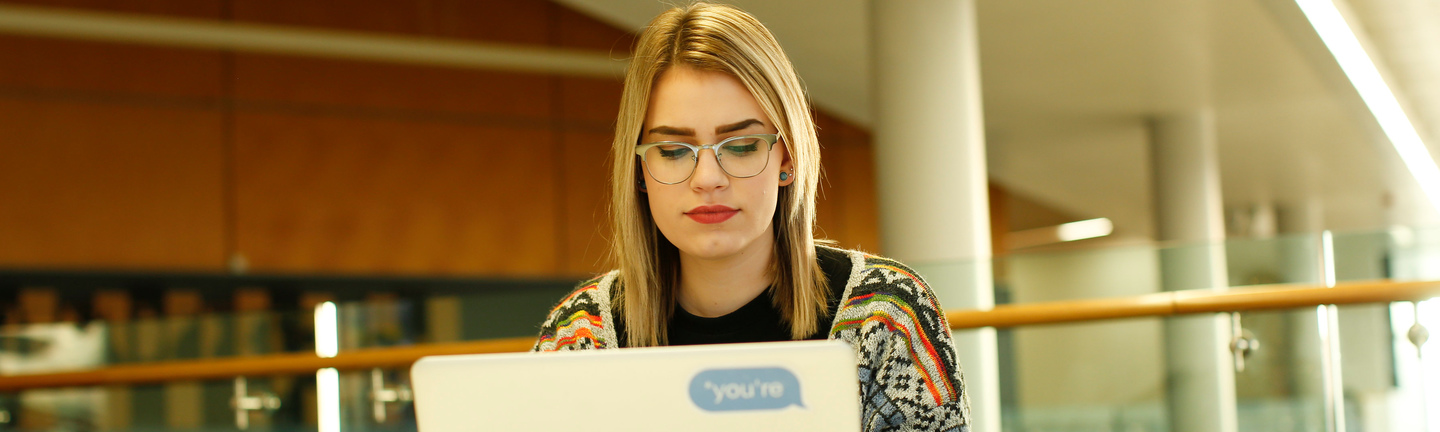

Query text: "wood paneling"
[0, 35, 223, 97]
[835, 123, 881, 252]
[427, 0, 553, 44]
[0, 0, 885, 277]
[814, 112, 844, 243]
[230, 0, 429, 35]
[232, 54, 554, 120]
[233, 112, 559, 276]
[559, 130, 613, 275]
[553, 4, 636, 53]
[558, 77, 623, 127]
[0, 99, 227, 270]
[230, 0, 553, 45]
[814, 111, 881, 253]
[1, 0, 223, 18]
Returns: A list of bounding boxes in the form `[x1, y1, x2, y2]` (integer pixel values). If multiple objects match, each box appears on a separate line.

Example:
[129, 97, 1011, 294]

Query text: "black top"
[660, 245, 854, 346]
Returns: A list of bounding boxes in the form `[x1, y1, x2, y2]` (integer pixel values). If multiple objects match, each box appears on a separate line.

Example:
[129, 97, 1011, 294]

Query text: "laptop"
[410, 340, 861, 431]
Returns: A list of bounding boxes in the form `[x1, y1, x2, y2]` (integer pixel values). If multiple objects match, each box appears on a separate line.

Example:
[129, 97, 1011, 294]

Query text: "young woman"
[533, 3, 970, 430]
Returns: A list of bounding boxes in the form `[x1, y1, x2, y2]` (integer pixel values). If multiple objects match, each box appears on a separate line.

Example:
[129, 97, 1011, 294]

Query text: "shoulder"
[828, 252, 968, 420]
[532, 270, 621, 351]
[836, 252, 945, 320]
[813, 245, 948, 328]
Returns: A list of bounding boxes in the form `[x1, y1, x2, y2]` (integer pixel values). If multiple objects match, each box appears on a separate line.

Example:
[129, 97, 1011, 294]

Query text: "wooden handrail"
[4, 279, 1440, 392]
[0, 337, 536, 392]
[946, 279, 1440, 329]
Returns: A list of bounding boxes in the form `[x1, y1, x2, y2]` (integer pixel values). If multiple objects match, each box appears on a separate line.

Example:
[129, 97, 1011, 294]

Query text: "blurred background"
[1, 0, 1440, 431]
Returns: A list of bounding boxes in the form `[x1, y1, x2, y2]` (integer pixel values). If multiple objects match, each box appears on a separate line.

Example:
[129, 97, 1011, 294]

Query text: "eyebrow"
[646, 119, 764, 137]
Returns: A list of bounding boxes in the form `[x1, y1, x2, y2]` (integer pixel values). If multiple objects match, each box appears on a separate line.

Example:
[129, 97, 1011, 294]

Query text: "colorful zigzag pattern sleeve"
[830, 256, 971, 432]
[532, 271, 620, 352]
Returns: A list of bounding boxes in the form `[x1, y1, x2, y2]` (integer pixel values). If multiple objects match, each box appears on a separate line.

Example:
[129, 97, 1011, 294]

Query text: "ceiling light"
[1056, 218, 1115, 242]
[1295, 0, 1440, 214]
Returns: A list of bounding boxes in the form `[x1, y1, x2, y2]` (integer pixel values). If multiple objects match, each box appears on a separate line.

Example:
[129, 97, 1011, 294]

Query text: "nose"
[688, 148, 729, 191]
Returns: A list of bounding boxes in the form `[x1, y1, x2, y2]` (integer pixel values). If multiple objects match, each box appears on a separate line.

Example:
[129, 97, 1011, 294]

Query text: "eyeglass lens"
[643, 137, 770, 184]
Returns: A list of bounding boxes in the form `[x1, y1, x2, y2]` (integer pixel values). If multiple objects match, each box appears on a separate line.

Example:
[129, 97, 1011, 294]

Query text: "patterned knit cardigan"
[532, 248, 972, 432]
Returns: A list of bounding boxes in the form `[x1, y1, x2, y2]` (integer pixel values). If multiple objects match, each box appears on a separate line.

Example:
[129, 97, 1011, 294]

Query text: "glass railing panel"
[1233, 308, 1326, 432]
[999, 316, 1169, 432]
[1387, 225, 1440, 281]
[335, 284, 572, 350]
[0, 309, 310, 376]
[1224, 232, 1322, 286]
[1387, 300, 1437, 432]
[0, 369, 421, 432]
[998, 304, 1429, 432]
[0, 282, 573, 379]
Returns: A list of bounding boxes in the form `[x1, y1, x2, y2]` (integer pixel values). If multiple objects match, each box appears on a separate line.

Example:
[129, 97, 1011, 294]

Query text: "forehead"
[645, 67, 768, 131]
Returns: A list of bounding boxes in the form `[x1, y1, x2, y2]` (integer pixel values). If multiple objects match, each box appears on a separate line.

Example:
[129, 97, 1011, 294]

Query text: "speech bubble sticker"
[688, 367, 805, 412]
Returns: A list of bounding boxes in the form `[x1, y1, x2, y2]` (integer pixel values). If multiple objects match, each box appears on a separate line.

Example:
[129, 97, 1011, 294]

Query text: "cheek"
[646, 186, 670, 216]
[744, 179, 782, 221]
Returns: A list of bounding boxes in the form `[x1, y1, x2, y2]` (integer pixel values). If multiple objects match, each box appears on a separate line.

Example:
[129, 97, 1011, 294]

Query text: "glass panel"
[0, 282, 573, 378]
[992, 225, 1440, 432]
[0, 368, 421, 432]
[2, 226, 1439, 431]
[1000, 317, 1169, 431]
[0, 309, 309, 374]
[1233, 308, 1326, 432]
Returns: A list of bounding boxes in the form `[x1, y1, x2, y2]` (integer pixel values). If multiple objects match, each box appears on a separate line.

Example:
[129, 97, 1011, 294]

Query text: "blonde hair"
[609, 2, 827, 347]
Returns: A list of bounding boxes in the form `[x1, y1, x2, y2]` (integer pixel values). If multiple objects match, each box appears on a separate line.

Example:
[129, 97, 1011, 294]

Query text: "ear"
[776, 139, 796, 187]
[634, 157, 649, 193]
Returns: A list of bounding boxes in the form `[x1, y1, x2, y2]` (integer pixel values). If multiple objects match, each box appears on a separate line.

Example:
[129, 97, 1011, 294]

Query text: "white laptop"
[411, 340, 861, 432]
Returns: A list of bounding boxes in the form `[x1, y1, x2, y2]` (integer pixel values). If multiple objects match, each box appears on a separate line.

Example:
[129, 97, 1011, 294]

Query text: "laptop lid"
[411, 340, 861, 432]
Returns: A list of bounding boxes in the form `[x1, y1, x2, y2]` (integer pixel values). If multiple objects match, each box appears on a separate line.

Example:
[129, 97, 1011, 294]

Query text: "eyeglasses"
[634, 134, 779, 185]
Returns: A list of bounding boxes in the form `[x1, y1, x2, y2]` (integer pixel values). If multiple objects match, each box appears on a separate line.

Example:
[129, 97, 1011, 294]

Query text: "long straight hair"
[609, 2, 827, 347]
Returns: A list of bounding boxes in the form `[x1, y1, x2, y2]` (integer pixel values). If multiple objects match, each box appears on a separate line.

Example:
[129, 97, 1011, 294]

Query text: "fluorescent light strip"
[1322, 230, 1337, 288]
[317, 367, 341, 432]
[1295, 0, 1440, 213]
[315, 301, 339, 358]
[1055, 218, 1114, 242]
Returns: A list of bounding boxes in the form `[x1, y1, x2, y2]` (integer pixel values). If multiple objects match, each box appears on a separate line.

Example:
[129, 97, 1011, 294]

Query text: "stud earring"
[779, 172, 790, 181]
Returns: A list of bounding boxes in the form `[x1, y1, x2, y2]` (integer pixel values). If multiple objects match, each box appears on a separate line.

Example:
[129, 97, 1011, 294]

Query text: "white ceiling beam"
[0, 3, 627, 78]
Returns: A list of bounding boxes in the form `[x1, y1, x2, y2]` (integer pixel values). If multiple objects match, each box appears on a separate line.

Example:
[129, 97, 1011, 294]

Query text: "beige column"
[1151, 110, 1238, 432]
[871, 1, 999, 431]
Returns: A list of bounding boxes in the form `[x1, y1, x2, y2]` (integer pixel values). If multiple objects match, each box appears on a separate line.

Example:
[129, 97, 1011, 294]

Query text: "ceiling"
[557, 0, 1440, 238]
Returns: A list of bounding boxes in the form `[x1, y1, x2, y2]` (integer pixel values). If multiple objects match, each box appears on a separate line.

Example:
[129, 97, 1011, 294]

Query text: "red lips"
[685, 205, 739, 224]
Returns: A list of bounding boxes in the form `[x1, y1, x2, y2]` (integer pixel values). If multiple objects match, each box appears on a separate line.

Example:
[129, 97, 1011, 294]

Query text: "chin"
[675, 232, 751, 259]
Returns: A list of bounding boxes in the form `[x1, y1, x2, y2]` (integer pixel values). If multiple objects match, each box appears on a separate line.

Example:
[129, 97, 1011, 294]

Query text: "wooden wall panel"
[559, 77, 623, 127]
[230, 0, 429, 35]
[427, 0, 553, 44]
[232, 55, 554, 120]
[0, 0, 886, 277]
[813, 112, 846, 244]
[553, 5, 636, 53]
[558, 130, 613, 275]
[0, 36, 223, 97]
[230, 0, 552, 45]
[0, 0, 222, 18]
[0, 100, 227, 270]
[233, 112, 559, 276]
[813, 111, 881, 253]
[835, 122, 881, 252]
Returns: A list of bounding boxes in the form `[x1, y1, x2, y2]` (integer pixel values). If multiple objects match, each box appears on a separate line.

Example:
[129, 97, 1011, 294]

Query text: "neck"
[676, 229, 776, 318]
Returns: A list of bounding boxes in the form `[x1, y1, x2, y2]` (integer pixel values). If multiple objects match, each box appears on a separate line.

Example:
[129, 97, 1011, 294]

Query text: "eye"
[721, 139, 761, 156]
[657, 144, 693, 160]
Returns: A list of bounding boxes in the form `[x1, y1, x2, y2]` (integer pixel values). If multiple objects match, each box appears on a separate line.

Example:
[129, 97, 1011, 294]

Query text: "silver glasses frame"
[634, 133, 780, 185]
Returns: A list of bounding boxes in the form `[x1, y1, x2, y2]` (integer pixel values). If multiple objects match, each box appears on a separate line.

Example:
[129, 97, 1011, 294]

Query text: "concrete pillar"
[1150, 110, 1238, 432]
[871, 1, 999, 431]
